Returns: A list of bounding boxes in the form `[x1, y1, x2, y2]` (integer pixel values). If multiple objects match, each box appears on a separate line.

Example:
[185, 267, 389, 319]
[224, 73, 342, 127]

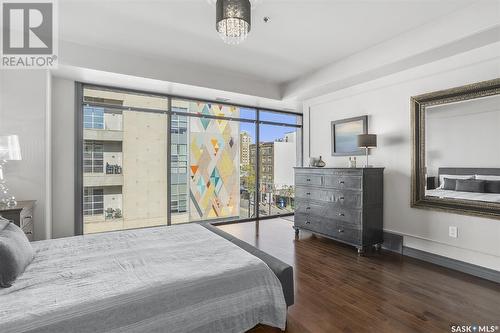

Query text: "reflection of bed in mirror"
[426, 168, 500, 203]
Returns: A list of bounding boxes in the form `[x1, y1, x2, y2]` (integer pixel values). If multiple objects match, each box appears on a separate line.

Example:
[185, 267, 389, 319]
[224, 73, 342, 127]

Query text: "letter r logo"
[2, 2, 53, 54]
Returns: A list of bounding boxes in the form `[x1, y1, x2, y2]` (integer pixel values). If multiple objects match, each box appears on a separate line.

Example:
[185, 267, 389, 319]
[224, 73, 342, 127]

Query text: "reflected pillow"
[442, 178, 458, 190]
[484, 181, 500, 194]
[0, 219, 34, 288]
[455, 179, 485, 193]
[438, 174, 474, 189]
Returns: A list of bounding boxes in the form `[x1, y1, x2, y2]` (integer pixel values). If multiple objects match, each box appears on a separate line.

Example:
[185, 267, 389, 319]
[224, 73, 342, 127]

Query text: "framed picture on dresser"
[331, 115, 368, 156]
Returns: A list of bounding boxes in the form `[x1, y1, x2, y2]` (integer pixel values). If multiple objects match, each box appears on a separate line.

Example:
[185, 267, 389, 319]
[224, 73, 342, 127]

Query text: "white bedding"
[426, 189, 500, 203]
[0, 224, 287, 333]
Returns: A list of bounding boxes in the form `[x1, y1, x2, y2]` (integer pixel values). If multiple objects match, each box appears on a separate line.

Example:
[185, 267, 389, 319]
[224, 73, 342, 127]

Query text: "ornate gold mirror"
[411, 78, 500, 219]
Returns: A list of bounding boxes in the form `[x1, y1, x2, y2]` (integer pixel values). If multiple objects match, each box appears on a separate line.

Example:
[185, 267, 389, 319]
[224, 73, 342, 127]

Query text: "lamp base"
[0, 196, 17, 209]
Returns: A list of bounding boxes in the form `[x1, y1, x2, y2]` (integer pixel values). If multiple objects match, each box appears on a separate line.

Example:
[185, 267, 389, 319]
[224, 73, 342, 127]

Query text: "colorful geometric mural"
[189, 102, 240, 220]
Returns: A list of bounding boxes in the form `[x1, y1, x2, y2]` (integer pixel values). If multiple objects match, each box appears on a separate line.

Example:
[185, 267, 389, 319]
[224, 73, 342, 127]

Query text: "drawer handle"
[305, 221, 311, 224]
[306, 207, 311, 210]
[25, 231, 33, 235]
[306, 192, 311, 195]
[338, 213, 345, 217]
[338, 196, 345, 201]
[24, 216, 33, 220]
[306, 178, 311, 182]
[339, 181, 345, 184]
[338, 229, 344, 233]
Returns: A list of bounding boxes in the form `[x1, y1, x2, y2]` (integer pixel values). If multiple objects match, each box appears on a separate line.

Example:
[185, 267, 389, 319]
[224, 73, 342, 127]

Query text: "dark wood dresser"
[294, 168, 383, 254]
[0, 201, 35, 241]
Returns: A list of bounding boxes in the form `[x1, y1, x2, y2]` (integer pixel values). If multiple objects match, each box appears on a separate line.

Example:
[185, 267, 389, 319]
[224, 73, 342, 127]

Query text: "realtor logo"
[1, 0, 58, 68]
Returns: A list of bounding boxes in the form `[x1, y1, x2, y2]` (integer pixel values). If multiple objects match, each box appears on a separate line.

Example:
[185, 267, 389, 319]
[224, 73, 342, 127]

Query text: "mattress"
[0, 224, 287, 333]
[426, 189, 500, 203]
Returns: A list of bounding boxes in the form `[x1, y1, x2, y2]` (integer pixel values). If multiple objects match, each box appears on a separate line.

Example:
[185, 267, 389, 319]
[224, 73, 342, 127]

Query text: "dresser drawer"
[325, 206, 362, 228]
[21, 220, 34, 239]
[330, 190, 363, 209]
[21, 211, 33, 228]
[295, 173, 323, 187]
[296, 200, 361, 226]
[295, 186, 332, 202]
[295, 200, 328, 215]
[295, 213, 361, 245]
[332, 224, 361, 245]
[323, 175, 362, 191]
[294, 213, 336, 234]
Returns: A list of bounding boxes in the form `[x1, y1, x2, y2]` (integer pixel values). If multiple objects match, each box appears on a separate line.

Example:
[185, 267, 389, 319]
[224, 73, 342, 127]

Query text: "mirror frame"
[410, 78, 500, 219]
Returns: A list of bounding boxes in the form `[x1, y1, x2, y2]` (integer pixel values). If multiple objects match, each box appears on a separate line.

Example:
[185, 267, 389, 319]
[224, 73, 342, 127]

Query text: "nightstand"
[0, 200, 35, 241]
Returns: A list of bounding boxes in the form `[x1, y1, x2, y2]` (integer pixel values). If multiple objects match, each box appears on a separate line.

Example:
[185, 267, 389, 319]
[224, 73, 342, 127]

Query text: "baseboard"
[381, 231, 499, 283]
[381, 231, 403, 254]
[403, 246, 500, 284]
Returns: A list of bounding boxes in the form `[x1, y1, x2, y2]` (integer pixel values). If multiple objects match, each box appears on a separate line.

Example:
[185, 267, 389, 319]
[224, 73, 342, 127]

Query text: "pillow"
[438, 174, 474, 188]
[475, 175, 500, 181]
[0, 220, 34, 288]
[484, 180, 500, 194]
[455, 179, 486, 193]
[442, 178, 458, 190]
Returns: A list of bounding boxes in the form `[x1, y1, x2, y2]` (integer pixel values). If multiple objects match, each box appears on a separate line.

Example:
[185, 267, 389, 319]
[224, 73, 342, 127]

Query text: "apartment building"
[83, 88, 169, 233]
[249, 131, 297, 208]
[240, 131, 251, 167]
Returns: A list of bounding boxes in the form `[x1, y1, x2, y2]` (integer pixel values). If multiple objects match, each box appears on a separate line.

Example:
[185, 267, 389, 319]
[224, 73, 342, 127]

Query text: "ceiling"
[59, 0, 478, 87]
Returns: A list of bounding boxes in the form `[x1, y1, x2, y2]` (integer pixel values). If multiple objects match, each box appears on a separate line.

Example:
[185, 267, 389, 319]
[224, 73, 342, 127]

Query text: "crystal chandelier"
[216, 0, 251, 45]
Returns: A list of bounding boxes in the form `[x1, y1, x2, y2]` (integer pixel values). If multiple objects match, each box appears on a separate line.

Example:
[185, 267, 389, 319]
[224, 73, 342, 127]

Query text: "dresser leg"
[357, 246, 365, 256]
[294, 227, 300, 236]
[374, 243, 382, 253]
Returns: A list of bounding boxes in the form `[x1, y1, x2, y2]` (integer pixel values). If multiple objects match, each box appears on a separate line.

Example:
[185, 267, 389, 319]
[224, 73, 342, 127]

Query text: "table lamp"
[0, 135, 22, 208]
[357, 134, 377, 168]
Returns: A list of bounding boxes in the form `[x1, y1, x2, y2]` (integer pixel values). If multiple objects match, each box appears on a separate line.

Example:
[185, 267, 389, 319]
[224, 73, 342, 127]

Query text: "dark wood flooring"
[218, 218, 500, 333]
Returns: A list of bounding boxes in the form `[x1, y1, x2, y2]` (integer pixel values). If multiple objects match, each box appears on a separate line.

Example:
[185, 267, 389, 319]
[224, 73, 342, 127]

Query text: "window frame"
[75, 82, 303, 235]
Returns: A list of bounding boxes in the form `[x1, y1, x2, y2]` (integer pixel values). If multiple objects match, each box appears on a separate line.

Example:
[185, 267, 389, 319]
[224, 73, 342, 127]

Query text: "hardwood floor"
[218, 218, 500, 333]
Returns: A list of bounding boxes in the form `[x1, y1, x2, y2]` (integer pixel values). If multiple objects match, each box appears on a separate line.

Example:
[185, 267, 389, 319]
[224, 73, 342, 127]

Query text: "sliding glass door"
[78, 85, 302, 234]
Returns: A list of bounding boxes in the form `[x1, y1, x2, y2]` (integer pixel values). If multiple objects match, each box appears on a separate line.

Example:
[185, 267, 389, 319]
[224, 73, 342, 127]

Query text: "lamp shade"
[0, 135, 22, 160]
[216, 0, 251, 45]
[357, 134, 377, 148]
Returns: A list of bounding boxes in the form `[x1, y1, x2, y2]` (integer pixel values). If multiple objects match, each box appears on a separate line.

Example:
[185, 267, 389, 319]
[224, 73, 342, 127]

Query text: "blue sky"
[239, 108, 300, 143]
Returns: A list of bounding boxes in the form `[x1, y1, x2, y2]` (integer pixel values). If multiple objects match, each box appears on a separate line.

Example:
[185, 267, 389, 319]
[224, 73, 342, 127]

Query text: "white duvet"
[426, 189, 500, 203]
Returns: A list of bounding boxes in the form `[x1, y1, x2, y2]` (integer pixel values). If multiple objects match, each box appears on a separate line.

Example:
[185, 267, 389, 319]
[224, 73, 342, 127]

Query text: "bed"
[425, 188, 500, 203]
[0, 223, 291, 333]
[425, 167, 500, 203]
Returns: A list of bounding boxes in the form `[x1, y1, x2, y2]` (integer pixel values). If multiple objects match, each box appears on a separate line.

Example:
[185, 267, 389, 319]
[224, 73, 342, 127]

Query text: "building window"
[83, 187, 104, 216]
[84, 141, 104, 173]
[84, 106, 104, 129]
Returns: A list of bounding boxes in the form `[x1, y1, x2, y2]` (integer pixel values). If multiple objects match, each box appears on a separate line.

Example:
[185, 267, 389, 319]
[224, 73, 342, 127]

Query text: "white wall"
[426, 95, 500, 178]
[303, 44, 500, 271]
[51, 77, 75, 238]
[0, 70, 51, 240]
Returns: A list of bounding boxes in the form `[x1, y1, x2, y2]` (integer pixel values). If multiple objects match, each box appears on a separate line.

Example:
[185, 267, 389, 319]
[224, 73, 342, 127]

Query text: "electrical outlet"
[449, 226, 458, 238]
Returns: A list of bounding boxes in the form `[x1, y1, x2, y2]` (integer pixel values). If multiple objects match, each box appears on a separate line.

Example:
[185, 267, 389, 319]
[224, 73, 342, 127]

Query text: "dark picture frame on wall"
[331, 115, 368, 156]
